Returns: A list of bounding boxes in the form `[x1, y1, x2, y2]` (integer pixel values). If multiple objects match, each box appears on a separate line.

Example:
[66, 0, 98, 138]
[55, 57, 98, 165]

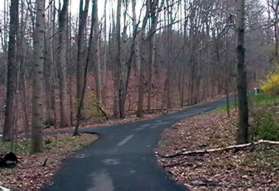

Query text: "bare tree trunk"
[68, 0, 74, 127]
[44, 2, 57, 129]
[49, 0, 58, 128]
[236, 0, 249, 144]
[136, 34, 144, 118]
[102, 0, 108, 107]
[92, 0, 102, 108]
[116, 0, 124, 118]
[31, 0, 46, 153]
[110, 15, 120, 118]
[132, 0, 144, 118]
[147, 0, 160, 113]
[18, 0, 29, 138]
[76, 0, 90, 114]
[147, 36, 156, 112]
[3, 0, 19, 141]
[57, 0, 69, 128]
[165, 0, 173, 110]
[43, 0, 57, 129]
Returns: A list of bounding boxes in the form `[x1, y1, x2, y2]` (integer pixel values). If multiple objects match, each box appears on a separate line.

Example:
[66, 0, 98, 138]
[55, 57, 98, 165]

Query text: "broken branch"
[158, 140, 279, 158]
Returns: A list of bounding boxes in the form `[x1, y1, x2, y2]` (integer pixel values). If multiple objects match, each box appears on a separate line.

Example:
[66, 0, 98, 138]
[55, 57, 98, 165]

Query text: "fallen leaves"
[157, 110, 279, 190]
[0, 134, 98, 191]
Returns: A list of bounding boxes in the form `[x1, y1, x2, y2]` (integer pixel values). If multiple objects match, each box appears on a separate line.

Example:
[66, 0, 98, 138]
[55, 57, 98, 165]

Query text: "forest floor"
[45, 113, 161, 135]
[42, 104, 204, 136]
[157, 96, 279, 190]
[0, 133, 98, 191]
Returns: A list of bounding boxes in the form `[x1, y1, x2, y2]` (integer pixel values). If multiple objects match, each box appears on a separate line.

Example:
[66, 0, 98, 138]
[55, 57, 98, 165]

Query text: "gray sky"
[0, 0, 145, 33]
[69, 0, 112, 17]
[0, 0, 114, 18]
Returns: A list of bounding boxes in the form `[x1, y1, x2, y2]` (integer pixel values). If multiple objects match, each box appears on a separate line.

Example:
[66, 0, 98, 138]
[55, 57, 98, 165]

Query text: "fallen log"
[158, 140, 279, 158]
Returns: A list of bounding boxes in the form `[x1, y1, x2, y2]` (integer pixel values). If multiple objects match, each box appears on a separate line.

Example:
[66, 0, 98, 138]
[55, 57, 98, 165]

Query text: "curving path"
[43, 100, 224, 191]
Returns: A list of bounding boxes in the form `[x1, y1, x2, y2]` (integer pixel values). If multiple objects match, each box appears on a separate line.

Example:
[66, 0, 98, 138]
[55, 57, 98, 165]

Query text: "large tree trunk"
[3, 0, 19, 141]
[132, 0, 144, 118]
[18, 0, 29, 138]
[92, 0, 102, 108]
[236, 0, 249, 144]
[147, 0, 161, 113]
[57, 0, 69, 128]
[102, 0, 108, 107]
[110, 16, 120, 118]
[147, 36, 156, 112]
[165, 0, 173, 110]
[48, 0, 58, 129]
[116, 0, 124, 118]
[67, 0, 74, 127]
[44, 2, 57, 129]
[76, 0, 90, 115]
[31, 0, 46, 153]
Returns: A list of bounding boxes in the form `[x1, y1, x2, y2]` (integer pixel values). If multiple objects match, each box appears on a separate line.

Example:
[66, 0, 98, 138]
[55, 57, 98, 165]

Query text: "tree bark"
[236, 0, 249, 144]
[147, 0, 161, 113]
[3, 0, 19, 141]
[31, 0, 46, 153]
[57, 0, 69, 128]
[18, 0, 29, 138]
[133, 0, 144, 118]
[76, 0, 90, 115]
[101, 0, 108, 107]
[116, 0, 124, 118]
[92, 0, 102, 109]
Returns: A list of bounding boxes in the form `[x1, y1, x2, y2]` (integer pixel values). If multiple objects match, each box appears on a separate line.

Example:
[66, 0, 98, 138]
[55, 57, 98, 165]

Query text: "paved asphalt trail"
[43, 100, 225, 191]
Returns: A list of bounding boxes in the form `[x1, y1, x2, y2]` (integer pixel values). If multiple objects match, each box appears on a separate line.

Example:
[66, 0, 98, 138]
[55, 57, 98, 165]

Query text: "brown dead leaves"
[0, 134, 98, 191]
[157, 110, 279, 190]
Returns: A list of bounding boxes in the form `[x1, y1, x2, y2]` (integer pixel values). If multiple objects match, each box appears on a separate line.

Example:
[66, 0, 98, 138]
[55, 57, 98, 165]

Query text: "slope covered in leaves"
[157, 110, 279, 190]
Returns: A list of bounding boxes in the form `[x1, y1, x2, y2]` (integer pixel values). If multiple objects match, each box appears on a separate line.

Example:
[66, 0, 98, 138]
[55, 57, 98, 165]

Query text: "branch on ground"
[158, 140, 279, 158]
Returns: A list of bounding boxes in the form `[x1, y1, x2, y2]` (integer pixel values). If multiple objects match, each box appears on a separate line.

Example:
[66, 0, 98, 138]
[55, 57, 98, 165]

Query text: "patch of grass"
[250, 94, 279, 141]
[0, 134, 98, 191]
[0, 140, 30, 155]
[214, 94, 279, 141]
[250, 94, 279, 107]
[254, 113, 279, 141]
[216, 94, 279, 114]
[44, 135, 95, 151]
[0, 134, 98, 155]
